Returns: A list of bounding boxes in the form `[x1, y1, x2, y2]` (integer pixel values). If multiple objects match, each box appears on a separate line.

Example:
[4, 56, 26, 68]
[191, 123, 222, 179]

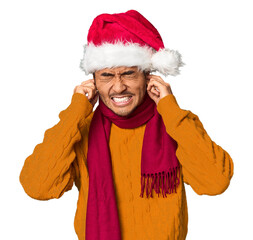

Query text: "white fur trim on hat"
[80, 42, 185, 76]
[151, 48, 185, 76]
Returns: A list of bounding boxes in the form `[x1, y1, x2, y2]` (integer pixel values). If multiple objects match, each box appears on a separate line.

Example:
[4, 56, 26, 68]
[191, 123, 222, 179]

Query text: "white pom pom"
[151, 48, 185, 76]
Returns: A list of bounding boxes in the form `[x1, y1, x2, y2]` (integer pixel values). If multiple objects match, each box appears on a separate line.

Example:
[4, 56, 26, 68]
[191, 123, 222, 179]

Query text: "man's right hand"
[73, 79, 99, 107]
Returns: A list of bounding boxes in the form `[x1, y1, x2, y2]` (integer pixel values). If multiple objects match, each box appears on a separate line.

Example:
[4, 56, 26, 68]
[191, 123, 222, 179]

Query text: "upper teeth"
[112, 96, 131, 102]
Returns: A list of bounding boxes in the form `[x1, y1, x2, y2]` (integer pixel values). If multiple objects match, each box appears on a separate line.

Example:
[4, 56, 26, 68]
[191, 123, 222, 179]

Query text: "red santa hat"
[80, 10, 185, 76]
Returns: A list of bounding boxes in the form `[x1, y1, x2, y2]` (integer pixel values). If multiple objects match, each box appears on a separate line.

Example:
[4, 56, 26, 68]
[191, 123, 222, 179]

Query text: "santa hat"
[80, 10, 185, 76]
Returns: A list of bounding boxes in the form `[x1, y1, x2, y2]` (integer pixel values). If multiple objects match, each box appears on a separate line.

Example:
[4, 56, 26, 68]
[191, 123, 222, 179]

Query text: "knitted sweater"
[19, 92, 234, 240]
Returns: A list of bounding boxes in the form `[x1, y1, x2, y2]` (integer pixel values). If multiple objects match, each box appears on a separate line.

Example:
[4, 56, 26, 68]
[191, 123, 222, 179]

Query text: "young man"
[19, 10, 234, 240]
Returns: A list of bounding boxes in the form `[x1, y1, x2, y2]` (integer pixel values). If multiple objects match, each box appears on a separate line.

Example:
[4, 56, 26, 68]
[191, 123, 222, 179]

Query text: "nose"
[112, 76, 127, 93]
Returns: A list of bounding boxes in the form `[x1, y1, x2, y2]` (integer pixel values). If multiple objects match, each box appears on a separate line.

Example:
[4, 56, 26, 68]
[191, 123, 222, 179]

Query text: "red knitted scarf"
[86, 92, 180, 239]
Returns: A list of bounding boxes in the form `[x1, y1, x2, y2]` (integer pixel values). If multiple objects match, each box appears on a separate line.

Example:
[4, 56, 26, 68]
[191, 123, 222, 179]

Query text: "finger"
[77, 86, 94, 93]
[147, 82, 156, 92]
[148, 80, 168, 92]
[148, 75, 168, 85]
[81, 79, 94, 83]
[154, 86, 160, 92]
[146, 74, 160, 78]
[81, 83, 96, 90]
[87, 86, 99, 98]
[149, 78, 166, 86]
[81, 81, 95, 87]
[81, 79, 94, 85]
[148, 88, 159, 99]
[147, 82, 159, 94]
[77, 85, 93, 97]
[147, 74, 163, 80]
[81, 87, 91, 97]
[151, 86, 160, 96]
[147, 81, 161, 91]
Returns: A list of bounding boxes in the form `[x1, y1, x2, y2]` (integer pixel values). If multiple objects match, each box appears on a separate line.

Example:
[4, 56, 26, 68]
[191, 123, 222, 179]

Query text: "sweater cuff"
[156, 94, 185, 133]
[70, 93, 93, 118]
[157, 94, 181, 117]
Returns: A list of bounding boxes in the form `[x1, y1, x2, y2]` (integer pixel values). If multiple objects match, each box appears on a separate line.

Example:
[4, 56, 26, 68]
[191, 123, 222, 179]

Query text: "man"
[19, 10, 234, 240]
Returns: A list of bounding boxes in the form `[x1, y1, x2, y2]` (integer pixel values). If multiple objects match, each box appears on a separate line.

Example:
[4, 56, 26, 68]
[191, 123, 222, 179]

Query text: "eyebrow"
[100, 70, 135, 77]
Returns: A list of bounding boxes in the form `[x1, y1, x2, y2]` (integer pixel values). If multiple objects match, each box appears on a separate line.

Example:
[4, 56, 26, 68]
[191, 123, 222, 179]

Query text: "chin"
[111, 105, 135, 117]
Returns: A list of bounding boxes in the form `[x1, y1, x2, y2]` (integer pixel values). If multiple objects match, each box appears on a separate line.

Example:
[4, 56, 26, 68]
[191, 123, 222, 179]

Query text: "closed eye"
[121, 71, 135, 75]
[101, 72, 114, 77]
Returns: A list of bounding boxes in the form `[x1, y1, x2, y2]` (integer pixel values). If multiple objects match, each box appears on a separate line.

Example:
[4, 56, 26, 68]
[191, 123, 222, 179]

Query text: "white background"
[0, 0, 252, 239]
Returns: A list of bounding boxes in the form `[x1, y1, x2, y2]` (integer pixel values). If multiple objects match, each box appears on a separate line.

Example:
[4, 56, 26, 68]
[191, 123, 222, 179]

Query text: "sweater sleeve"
[19, 93, 93, 200]
[156, 94, 234, 195]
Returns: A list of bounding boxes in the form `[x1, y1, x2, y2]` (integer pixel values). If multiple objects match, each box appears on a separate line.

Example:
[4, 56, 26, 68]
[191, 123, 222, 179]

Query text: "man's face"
[94, 66, 149, 117]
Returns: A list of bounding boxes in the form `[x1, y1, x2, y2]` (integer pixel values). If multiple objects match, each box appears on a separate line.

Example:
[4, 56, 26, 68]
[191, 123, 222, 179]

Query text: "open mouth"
[111, 96, 133, 106]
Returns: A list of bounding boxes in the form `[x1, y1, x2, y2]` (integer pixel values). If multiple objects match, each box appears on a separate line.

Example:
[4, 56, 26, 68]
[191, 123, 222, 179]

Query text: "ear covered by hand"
[146, 74, 173, 105]
[73, 79, 99, 107]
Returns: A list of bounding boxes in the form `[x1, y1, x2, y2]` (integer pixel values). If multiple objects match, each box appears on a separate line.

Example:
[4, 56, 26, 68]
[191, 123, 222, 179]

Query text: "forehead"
[95, 66, 139, 74]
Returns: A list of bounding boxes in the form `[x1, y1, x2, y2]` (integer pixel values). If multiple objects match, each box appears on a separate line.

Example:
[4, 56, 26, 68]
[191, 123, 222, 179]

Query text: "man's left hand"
[146, 74, 173, 105]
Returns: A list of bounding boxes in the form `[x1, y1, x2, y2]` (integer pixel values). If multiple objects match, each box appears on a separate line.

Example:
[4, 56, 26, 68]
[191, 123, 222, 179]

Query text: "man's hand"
[73, 79, 99, 107]
[146, 75, 173, 105]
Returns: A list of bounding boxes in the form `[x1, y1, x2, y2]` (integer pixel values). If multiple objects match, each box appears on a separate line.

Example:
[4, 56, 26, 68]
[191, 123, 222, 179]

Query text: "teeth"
[112, 96, 131, 102]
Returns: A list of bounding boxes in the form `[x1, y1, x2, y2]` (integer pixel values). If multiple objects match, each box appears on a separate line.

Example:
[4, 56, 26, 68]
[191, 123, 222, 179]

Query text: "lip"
[111, 96, 133, 107]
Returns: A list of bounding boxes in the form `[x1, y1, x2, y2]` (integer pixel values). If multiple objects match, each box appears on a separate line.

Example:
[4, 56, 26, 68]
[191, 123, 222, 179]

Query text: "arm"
[157, 94, 234, 195]
[19, 93, 93, 200]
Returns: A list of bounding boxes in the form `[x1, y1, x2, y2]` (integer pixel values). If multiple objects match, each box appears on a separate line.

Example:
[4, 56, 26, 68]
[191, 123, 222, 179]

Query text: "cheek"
[96, 85, 109, 98]
[129, 80, 145, 90]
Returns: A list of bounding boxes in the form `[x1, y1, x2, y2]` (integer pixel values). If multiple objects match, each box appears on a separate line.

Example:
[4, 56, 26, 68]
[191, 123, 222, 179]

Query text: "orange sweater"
[19, 92, 234, 240]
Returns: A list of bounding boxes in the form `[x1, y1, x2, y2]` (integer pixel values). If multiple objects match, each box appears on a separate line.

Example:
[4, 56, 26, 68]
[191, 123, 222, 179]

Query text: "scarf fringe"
[140, 166, 180, 198]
